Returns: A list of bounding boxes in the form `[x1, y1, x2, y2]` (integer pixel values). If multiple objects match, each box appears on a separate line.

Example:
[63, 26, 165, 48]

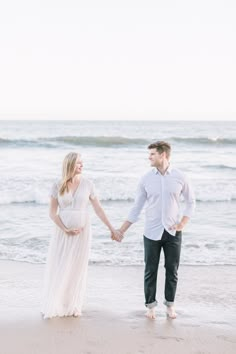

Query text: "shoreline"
[2, 257, 236, 267]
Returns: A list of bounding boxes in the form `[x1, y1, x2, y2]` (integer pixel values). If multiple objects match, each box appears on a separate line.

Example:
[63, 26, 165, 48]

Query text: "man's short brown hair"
[148, 141, 171, 158]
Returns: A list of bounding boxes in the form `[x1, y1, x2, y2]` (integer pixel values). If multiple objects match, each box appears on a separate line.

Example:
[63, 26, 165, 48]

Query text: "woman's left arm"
[90, 197, 122, 240]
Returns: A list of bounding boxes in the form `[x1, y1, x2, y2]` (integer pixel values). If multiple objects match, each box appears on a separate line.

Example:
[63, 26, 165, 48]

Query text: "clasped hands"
[65, 227, 83, 236]
[111, 229, 124, 242]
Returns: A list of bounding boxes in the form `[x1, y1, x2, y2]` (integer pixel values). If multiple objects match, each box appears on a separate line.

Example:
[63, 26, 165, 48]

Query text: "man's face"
[148, 148, 164, 167]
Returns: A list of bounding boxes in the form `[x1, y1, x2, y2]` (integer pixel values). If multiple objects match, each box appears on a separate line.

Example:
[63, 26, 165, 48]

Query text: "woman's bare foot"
[166, 305, 177, 319]
[73, 309, 82, 317]
[145, 308, 156, 319]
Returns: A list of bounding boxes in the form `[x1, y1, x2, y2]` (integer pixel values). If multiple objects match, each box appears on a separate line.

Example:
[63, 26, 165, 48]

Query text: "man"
[113, 141, 195, 319]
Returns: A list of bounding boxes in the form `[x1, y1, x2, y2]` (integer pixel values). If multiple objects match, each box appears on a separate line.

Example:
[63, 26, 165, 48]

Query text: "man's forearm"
[180, 216, 189, 228]
[119, 220, 132, 234]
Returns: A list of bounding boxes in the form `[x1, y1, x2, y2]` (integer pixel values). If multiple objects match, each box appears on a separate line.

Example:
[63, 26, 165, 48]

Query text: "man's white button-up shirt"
[127, 166, 196, 240]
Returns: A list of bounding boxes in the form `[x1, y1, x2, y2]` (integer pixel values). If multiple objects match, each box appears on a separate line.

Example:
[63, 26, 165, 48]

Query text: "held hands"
[111, 229, 124, 242]
[65, 228, 83, 236]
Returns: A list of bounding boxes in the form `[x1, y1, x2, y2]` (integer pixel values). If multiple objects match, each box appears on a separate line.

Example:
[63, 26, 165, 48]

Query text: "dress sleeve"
[49, 181, 59, 199]
[89, 181, 97, 200]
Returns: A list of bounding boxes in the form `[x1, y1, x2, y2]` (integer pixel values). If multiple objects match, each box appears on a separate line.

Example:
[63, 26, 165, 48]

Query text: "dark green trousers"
[144, 229, 182, 308]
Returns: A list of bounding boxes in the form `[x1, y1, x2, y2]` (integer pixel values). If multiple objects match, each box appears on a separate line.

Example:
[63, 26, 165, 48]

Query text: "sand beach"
[1, 260, 235, 354]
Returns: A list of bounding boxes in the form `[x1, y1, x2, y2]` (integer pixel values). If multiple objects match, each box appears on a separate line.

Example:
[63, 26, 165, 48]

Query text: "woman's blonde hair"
[59, 152, 80, 195]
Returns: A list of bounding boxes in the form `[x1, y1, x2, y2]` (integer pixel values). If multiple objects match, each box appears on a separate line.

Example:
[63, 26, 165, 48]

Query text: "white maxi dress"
[41, 176, 96, 318]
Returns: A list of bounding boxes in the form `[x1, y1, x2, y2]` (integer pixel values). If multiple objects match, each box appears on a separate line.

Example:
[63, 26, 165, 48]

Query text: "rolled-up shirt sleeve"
[127, 179, 147, 223]
[181, 176, 196, 218]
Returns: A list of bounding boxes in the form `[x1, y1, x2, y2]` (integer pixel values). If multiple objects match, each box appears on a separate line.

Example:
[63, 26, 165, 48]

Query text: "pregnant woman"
[41, 152, 120, 319]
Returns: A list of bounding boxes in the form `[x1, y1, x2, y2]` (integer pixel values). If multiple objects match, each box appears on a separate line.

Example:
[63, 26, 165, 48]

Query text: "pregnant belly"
[59, 211, 88, 229]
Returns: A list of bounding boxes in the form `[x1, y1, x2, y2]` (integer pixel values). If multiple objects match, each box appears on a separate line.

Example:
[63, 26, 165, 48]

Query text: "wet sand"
[0, 261, 236, 354]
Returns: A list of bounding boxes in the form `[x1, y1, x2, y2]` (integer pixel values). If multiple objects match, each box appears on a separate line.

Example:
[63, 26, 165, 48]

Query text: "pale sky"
[0, 0, 235, 121]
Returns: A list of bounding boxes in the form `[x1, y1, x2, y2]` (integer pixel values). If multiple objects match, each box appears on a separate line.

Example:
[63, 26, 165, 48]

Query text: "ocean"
[0, 120, 235, 266]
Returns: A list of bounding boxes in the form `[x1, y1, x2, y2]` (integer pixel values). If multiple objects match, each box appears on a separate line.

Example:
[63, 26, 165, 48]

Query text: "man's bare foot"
[166, 305, 177, 319]
[145, 308, 156, 319]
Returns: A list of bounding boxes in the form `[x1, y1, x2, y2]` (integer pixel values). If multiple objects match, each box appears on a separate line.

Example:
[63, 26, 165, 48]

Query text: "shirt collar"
[153, 164, 172, 175]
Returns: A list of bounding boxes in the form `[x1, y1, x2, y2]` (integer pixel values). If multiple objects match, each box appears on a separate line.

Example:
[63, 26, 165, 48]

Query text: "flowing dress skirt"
[41, 210, 91, 318]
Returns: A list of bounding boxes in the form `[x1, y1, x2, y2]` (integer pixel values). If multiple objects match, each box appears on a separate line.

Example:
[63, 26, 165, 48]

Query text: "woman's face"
[74, 155, 83, 175]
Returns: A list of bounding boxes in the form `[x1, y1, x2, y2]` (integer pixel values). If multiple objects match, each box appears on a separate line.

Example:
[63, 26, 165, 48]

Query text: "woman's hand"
[64, 228, 83, 236]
